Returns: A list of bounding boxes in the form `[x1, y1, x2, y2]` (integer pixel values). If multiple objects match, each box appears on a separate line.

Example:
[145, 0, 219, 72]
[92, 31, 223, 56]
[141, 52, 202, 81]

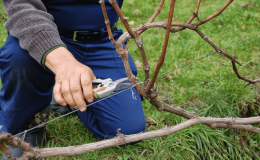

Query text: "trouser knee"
[0, 34, 55, 134]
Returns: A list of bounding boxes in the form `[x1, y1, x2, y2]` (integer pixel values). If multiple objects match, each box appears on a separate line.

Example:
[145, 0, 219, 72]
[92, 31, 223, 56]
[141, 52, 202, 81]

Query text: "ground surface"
[0, 0, 260, 159]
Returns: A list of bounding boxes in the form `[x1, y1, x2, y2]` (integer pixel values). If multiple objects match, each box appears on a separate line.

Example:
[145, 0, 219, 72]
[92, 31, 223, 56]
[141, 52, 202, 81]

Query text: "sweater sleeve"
[2, 0, 65, 63]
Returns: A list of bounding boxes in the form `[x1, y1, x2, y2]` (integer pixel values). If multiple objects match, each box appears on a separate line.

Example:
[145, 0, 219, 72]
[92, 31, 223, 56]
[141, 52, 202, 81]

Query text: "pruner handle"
[93, 87, 106, 98]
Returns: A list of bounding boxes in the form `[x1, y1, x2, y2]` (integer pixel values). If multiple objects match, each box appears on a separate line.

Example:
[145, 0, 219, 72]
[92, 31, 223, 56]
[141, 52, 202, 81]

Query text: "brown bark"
[148, 0, 166, 23]
[3, 117, 260, 159]
[109, 0, 136, 39]
[99, 0, 117, 47]
[0, 143, 15, 160]
[171, 0, 201, 33]
[146, 0, 176, 93]
[194, 0, 234, 27]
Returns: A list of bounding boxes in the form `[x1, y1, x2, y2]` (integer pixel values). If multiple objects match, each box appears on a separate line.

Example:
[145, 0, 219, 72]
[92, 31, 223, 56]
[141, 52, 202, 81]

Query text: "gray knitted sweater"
[2, 0, 64, 64]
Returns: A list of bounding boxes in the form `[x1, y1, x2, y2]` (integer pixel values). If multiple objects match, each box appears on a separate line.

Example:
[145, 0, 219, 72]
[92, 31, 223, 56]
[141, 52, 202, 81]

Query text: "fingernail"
[88, 98, 93, 103]
[62, 103, 67, 106]
[80, 107, 87, 112]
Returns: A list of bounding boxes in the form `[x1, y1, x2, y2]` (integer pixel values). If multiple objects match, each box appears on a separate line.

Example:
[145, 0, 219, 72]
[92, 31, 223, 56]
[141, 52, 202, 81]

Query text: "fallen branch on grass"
[1, 0, 260, 159]
[1, 116, 260, 159]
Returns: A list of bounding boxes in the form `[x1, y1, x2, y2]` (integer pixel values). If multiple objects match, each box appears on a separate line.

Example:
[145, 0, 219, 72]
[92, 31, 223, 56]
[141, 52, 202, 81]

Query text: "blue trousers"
[0, 29, 146, 139]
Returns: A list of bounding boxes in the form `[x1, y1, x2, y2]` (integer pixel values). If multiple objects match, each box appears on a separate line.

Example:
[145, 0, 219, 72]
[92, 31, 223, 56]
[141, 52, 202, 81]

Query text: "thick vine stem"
[4, 117, 260, 159]
[0, 132, 12, 141]
[120, 45, 144, 94]
[0, 133, 15, 160]
[148, 97, 260, 133]
[5, 137, 32, 152]
[0, 142, 15, 160]
[0, 133, 35, 160]
[146, 0, 176, 94]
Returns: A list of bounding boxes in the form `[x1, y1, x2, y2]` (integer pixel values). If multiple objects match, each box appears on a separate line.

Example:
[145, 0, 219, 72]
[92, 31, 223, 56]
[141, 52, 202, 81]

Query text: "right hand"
[45, 47, 96, 112]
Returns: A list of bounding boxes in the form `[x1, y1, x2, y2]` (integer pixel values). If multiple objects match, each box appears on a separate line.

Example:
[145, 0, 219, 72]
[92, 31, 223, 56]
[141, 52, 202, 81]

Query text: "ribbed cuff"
[41, 45, 67, 67]
[27, 31, 65, 64]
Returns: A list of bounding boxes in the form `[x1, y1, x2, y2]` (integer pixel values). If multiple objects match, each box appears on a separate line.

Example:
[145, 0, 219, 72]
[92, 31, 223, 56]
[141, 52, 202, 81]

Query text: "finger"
[80, 106, 87, 112]
[91, 73, 97, 80]
[86, 67, 96, 80]
[70, 73, 86, 110]
[53, 82, 67, 106]
[61, 79, 77, 107]
[81, 72, 94, 103]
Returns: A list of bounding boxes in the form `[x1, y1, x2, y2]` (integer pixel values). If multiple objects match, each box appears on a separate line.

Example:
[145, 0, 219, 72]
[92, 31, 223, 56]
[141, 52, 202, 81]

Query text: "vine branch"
[1, 116, 260, 159]
[146, 0, 176, 93]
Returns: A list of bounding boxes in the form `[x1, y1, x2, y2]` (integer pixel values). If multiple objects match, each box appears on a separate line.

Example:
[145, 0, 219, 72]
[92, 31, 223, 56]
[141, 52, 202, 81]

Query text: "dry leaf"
[145, 117, 158, 125]
[165, 75, 173, 81]
[134, 9, 140, 16]
[239, 3, 251, 7]
[175, 64, 181, 74]
[129, 20, 135, 25]
[135, 60, 142, 68]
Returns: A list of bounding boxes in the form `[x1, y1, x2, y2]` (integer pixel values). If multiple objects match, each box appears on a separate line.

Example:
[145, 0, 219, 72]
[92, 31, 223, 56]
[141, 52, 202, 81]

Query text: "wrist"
[41, 45, 67, 67]
[45, 47, 76, 74]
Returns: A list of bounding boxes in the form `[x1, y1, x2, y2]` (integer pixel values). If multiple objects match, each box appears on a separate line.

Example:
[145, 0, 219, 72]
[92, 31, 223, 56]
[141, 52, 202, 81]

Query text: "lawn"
[1, 0, 260, 159]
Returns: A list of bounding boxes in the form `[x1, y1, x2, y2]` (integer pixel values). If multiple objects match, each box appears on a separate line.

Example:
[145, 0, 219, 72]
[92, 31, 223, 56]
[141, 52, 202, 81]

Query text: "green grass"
[1, 0, 260, 159]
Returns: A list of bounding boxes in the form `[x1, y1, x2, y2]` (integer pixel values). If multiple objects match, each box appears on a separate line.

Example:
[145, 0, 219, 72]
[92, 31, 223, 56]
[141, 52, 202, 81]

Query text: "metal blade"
[115, 83, 133, 92]
[114, 77, 129, 84]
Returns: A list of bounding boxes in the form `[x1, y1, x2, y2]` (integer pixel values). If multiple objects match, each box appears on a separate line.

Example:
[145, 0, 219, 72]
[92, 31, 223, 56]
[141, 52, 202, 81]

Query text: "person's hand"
[45, 47, 96, 112]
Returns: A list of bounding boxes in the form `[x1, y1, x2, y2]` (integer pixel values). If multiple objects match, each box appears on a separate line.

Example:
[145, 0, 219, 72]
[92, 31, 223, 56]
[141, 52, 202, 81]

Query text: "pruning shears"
[92, 77, 133, 98]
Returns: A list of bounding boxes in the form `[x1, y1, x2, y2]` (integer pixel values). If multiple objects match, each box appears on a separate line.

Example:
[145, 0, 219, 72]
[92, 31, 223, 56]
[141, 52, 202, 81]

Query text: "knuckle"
[56, 99, 64, 104]
[69, 102, 77, 108]
[77, 102, 86, 108]
[53, 90, 59, 95]
[70, 87, 80, 94]
[82, 79, 92, 86]
[61, 89, 70, 95]
[84, 92, 94, 99]
[55, 96, 64, 104]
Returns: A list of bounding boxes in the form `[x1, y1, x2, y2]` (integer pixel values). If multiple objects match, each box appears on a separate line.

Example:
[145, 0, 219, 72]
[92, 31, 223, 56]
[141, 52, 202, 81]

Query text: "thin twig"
[148, 0, 166, 23]
[195, 28, 242, 66]
[139, 0, 166, 35]
[134, 31, 150, 85]
[99, 0, 117, 47]
[109, 0, 136, 39]
[194, 0, 234, 27]
[146, 0, 176, 94]
[171, 0, 201, 33]
[231, 55, 260, 86]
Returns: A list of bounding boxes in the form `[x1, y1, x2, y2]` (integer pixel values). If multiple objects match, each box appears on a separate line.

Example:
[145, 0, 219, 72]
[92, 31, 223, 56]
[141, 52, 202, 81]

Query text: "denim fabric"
[0, 29, 146, 139]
